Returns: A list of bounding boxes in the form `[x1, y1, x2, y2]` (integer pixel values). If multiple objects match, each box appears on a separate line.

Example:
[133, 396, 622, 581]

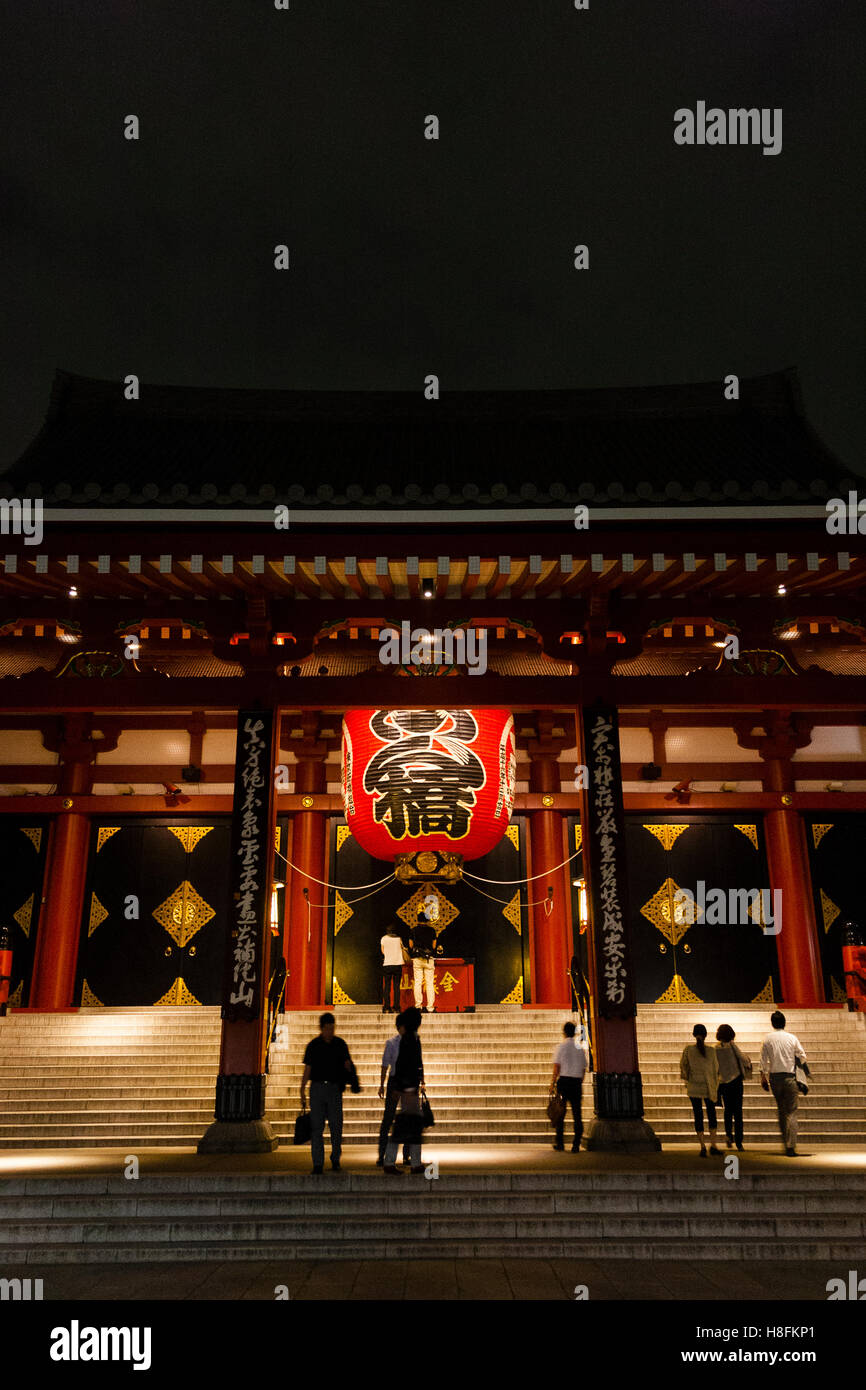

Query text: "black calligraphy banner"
[222, 709, 275, 1023]
[581, 701, 636, 1020]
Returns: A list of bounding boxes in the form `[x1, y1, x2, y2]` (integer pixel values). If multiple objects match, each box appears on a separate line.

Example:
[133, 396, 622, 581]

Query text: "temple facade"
[1, 366, 864, 1147]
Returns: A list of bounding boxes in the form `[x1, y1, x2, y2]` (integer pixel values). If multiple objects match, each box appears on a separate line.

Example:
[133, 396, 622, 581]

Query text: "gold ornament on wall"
[499, 978, 524, 1005]
[152, 881, 215, 948]
[20, 827, 42, 854]
[167, 826, 213, 854]
[734, 823, 759, 852]
[655, 973, 702, 1004]
[13, 894, 34, 938]
[811, 823, 833, 850]
[96, 826, 121, 853]
[820, 889, 841, 934]
[643, 824, 688, 852]
[153, 977, 201, 1007]
[640, 877, 701, 946]
[88, 893, 110, 937]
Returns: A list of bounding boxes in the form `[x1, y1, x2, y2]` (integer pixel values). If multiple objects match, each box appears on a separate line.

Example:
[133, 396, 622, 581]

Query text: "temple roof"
[2, 367, 850, 512]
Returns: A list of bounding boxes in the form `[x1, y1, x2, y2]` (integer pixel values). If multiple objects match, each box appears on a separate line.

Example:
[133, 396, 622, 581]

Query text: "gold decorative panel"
[505, 824, 520, 852]
[734, 823, 759, 852]
[166, 826, 212, 854]
[640, 877, 701, 945]
[750, 976, 775, 1004]
[502, 891, 522, 933]
[397, 884, 459, 932]
[275, 825, 282, 852]
[335, 825, 351, 853]
[655, 973, 702, 1004]
[643, 824, 688, 852]
[96, 826, 120, 853]
[88, 893, 109, 937]
[80, 978, 103, 1006]
[152, 880, 215, 947]
[811, 823, 834, 850]
[333, 891, 354, 934]
[153, 977, 201, 1006]
[332, 977, 356, 1005]
[500, 978, 524, 1005]
[13, 894, 33, 938]
[7, 980, 23, 1009]
[573, 824, 582, 856]
[829, 975, 847, 1003]
[820, 889, 841, 934]
[20, 827, 42, 854]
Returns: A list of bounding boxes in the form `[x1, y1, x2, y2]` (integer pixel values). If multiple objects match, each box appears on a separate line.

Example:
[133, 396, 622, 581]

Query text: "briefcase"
[546, 1092, 566, 1125]
[293, 1109, 312, 1145]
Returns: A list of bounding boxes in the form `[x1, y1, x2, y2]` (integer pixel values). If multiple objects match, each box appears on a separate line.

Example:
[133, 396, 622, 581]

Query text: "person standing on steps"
[680, 1023, 721, 1156]
[382, 1006, 426, 1174]
[409, 910, 440, 1013]
[380, 922, 405, 1014]
[377, 1012, 411, 1168]
[300, 1012, 357, 1175]
[760, 1010, 809, 1156]
[715, 1023, 752, 1151]
[549, 1020, 587, 1152]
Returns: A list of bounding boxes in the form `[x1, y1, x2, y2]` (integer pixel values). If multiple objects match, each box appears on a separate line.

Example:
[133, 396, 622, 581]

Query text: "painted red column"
[29, 811, 90, 1010]
[527, 757, 571, 1008]
[286, 757, 328, 1007]
[29, 741, 92, 1011]
[764, 807, 823, 1005]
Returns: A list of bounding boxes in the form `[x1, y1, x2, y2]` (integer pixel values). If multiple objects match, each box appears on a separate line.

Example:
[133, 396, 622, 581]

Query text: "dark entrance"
[627, 816, 781, 1004]
[0, 819, 48, 1006]
[804, 814, 866, 1001]
[74, 819, 232, 1006]
[327, 818, 529, 1004]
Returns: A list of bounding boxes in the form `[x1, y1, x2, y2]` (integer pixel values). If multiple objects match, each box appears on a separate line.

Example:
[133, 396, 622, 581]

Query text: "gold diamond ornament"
[152, 881, 215, 948]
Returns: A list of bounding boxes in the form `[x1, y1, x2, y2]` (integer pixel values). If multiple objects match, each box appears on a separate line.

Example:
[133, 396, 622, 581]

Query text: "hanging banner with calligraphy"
[341, 708, 516, 863]
[222, 709, 276, 1023]
[581, 701, 636, 1019]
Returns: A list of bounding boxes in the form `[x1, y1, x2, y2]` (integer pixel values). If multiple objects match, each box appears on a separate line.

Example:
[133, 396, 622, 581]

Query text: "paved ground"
[8, 1257, 850, 1300]
[2, 1143, 865, 1178]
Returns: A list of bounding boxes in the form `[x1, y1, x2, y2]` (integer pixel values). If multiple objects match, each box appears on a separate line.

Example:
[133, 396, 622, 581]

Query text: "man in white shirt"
[549, 1021, 588, 1153]
[380, 923, 405, 1014]
[760, 1010, 809, 1155]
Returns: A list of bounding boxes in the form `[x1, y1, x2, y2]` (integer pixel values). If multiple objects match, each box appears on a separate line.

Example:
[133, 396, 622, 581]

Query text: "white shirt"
[553, 1039, 587, 1079]
[381, 933, 404, 966]
[760, 1029, 807, 1074]
[381, 1034, 401, 1077]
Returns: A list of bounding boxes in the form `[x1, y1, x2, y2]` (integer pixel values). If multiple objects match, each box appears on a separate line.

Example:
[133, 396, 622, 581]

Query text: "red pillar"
[286, 757, 327, 1007]
[29, 745, 92, 1011]
[29, 811, 90, 1010]
[527, 757, 571, 1008]
[764, 808, 823, 1005]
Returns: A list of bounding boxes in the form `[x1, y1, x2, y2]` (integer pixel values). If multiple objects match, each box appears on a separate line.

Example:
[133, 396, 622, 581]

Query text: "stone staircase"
[637, 1004, 866, 1146]
[2, 1170, 866, 1264]
[0, 1003, 865, 1148]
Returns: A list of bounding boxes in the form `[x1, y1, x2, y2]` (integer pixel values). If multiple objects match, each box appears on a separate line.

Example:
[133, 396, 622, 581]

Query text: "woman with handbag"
[382, 1006, 427, 1175]
[715, 1023, 752, 1151]
[680, 1023, 721, 1156]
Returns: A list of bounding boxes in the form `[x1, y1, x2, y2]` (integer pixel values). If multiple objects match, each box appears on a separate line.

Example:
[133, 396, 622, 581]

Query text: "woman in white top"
[679, 1023, 721, 1156]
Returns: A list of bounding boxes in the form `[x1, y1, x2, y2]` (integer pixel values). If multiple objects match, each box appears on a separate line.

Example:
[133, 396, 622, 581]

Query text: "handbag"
[547, 1092, 566, 1125]
[734, 1044, 753, 1080]
[293, 1109, 312, 1145]
[420, 1094, 435, 1129]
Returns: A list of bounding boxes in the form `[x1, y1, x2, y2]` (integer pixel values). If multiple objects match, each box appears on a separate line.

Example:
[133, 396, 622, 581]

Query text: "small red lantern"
[342, 708, 516, 862]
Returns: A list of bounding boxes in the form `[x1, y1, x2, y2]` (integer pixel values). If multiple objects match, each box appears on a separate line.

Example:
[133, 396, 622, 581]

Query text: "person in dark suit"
[300, 1012, 358, 1175]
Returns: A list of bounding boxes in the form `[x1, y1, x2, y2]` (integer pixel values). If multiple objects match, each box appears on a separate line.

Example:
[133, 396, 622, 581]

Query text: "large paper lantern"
[341, 708, 516, 864]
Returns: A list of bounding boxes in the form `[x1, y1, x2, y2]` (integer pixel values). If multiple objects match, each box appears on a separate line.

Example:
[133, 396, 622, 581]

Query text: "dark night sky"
[1, 0, 863, 476]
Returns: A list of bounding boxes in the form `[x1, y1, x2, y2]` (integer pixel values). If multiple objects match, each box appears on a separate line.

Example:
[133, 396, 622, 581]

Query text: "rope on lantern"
[301, 876, 396, 943]
[462, 878, 555, 913]
[274, 848, 395, 894]
[462, 847, 583, 886]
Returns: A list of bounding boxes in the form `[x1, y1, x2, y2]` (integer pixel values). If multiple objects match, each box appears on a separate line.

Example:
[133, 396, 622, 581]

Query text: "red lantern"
[341, 708, 516, 862]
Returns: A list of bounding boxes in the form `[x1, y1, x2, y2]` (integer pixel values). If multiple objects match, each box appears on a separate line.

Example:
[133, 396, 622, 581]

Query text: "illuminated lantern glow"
[341, 708, 516, 862]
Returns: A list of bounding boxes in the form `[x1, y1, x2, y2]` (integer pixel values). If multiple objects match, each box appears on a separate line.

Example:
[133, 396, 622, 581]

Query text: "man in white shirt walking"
[549, 1021, 588, 1153]
[760, 1010, 810, 1156]
[380, 923, 405, 1014]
